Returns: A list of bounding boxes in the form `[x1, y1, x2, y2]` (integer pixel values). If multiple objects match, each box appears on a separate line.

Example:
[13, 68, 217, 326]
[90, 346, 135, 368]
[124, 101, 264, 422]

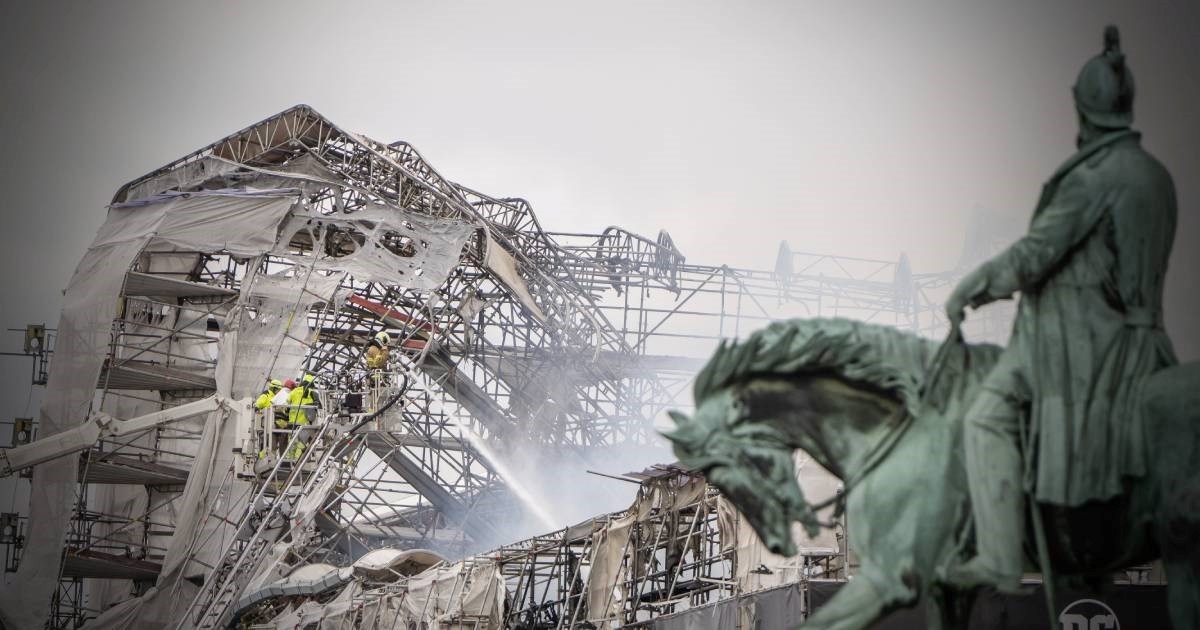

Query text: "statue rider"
[945, 26, 1178, 592]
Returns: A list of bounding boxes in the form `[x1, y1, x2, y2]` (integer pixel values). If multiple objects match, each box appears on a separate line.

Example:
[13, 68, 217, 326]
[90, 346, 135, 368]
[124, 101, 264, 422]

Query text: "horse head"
[664, 319, 933, 557]
[665, 386, 820, 556]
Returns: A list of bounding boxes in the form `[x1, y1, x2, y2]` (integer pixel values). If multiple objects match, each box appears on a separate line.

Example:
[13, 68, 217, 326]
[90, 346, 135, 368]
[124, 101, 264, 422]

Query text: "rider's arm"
[968, 168, 1114, 306]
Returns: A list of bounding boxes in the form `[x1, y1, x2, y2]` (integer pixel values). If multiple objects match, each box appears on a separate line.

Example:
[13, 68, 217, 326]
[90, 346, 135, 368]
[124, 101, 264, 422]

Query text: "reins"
[805, 404, 913, 526]
[804, 325, 960, 527]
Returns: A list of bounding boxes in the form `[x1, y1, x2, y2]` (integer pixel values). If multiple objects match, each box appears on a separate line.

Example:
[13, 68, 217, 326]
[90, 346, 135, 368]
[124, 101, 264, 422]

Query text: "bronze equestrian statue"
[666, 319, 1197, 628]
[666, 27, 1197, 629]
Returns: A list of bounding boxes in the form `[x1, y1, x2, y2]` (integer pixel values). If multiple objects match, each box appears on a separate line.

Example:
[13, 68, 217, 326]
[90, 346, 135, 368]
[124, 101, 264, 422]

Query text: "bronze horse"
[666, 318, 1199, 629]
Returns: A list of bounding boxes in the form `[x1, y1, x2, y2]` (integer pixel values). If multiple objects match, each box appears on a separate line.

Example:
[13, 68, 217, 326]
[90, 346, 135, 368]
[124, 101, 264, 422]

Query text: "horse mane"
[693, 318, 940, 416]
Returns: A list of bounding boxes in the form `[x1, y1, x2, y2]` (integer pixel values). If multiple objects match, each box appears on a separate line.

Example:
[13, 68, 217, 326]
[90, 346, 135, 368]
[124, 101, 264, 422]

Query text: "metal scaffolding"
[0, 105, 1011, 628]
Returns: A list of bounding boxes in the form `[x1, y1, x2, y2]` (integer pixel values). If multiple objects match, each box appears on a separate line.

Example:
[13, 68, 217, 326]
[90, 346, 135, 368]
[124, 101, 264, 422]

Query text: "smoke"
[479, 436, 677, 546]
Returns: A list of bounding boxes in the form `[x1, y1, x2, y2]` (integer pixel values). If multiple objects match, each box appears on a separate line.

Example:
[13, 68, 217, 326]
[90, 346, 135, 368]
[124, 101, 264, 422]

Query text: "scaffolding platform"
[61, 548, 162, 581]
[98, 359, 216, 392]
[80, 452, 189, 487]
[123, 271, 237, 299]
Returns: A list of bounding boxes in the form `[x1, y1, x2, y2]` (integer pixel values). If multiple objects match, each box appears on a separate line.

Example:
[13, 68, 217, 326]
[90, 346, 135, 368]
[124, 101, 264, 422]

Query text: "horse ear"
[666, 410, 691, 428]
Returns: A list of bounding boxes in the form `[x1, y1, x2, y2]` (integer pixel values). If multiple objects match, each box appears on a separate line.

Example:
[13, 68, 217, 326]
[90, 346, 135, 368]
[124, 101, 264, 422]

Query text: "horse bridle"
[803, 328, 963, 526]
[801, 404, 913, 528]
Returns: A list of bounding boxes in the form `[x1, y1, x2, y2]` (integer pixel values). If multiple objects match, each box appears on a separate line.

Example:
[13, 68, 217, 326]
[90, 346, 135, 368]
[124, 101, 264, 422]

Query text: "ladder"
[178, 419, 340, 629]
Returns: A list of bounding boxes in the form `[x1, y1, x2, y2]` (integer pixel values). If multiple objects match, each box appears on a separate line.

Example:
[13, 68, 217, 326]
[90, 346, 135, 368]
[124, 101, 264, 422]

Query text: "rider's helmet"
[1073, 25, 1134, 129]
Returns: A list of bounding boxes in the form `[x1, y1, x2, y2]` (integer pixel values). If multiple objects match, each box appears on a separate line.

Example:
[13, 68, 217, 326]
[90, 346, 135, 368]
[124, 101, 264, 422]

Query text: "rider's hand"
[946, 268, 987, 333]
[945, 291, 967, 330]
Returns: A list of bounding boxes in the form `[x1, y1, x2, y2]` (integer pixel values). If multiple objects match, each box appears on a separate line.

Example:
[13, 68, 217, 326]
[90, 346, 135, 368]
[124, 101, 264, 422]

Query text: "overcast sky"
[0, 2, 1197, 422]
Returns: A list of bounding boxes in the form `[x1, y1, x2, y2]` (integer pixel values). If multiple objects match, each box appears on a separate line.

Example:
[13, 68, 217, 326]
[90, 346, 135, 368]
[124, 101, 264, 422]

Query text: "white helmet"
[374, 331, 391, 346]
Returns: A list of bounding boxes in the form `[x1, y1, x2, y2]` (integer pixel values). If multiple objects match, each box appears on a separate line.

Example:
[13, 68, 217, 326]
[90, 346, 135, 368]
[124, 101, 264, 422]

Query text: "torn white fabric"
[483, 233, 547, 323]
[584, 476, 707, 625]
[232, 264, 345, 398]
[123, 157, 244, 203]
[794, 457, 843, 554]
[274, 202, 474, 291]
[122, 154, 343, 205]
[356, 560, 504, 630]
[586, 512, 635, 625]
[169, 406, 252, 582]
[316, 581, 362, 630]
[289, 462, 340, 531]
[101, 190, 299, 256]
[718, 496, 808, 593]
[0, 240, 145, 629]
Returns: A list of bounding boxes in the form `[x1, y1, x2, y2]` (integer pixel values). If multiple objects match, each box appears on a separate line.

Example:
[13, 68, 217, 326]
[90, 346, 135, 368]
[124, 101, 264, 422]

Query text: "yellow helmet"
[268, 379, 282, 392]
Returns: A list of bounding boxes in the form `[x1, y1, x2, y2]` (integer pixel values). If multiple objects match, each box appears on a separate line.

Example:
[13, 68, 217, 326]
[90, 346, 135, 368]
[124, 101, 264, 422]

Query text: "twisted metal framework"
[0, 105, 1009, 627]
[491, 476, 736, 629]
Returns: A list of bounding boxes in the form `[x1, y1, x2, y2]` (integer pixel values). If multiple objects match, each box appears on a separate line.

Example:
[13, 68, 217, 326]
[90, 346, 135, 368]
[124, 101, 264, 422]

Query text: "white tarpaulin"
[275, 202, 474, 291]
[585, 476, 707, 626]
[357, 560, 505, 630]
[120, 155, 341, 208]
[84, 247, 220, 609]
[0, 189, 297, 630]
[233, 264, 345, 397]
[315, 581, 363, 629]
[586, 512, 636, 625]
[483, 233, 547, 323]
[98, 190, 300, 256]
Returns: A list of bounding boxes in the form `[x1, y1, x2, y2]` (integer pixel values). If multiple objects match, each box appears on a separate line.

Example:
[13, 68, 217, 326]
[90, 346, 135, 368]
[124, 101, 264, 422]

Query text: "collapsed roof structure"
[0, 106, 1015, 629]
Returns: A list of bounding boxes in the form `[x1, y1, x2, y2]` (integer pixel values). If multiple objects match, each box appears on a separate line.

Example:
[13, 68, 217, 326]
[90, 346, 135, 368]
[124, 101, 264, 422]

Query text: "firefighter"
[285, 374, 320, 459]
[255, 379, 282, 411]
[255, 380, 283, 460]
[366, 331, 391, 370]
[365, 331, 392, 398]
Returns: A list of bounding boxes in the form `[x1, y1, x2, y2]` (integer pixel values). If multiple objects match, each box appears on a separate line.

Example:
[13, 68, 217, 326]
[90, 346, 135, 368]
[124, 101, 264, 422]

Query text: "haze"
[1, 1, 1197, 422]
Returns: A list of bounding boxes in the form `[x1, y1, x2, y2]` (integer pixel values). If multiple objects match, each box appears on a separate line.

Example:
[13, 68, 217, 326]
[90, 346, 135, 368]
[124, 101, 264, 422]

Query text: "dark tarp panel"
[808, 581, 1168, 629]
[652, 582, 1167, 629]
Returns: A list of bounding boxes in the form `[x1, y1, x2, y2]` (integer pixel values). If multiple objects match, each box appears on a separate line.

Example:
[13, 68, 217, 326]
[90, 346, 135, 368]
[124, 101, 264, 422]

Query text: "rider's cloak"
[963, 129, 1177, 506]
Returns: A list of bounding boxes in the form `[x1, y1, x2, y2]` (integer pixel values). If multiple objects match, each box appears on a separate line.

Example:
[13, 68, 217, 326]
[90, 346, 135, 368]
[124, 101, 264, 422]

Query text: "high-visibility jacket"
[284, 439, 307, 461]
[254, 390, 276, 410]
[365, 343, 389, 370]
[288, 380, 317, 425]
